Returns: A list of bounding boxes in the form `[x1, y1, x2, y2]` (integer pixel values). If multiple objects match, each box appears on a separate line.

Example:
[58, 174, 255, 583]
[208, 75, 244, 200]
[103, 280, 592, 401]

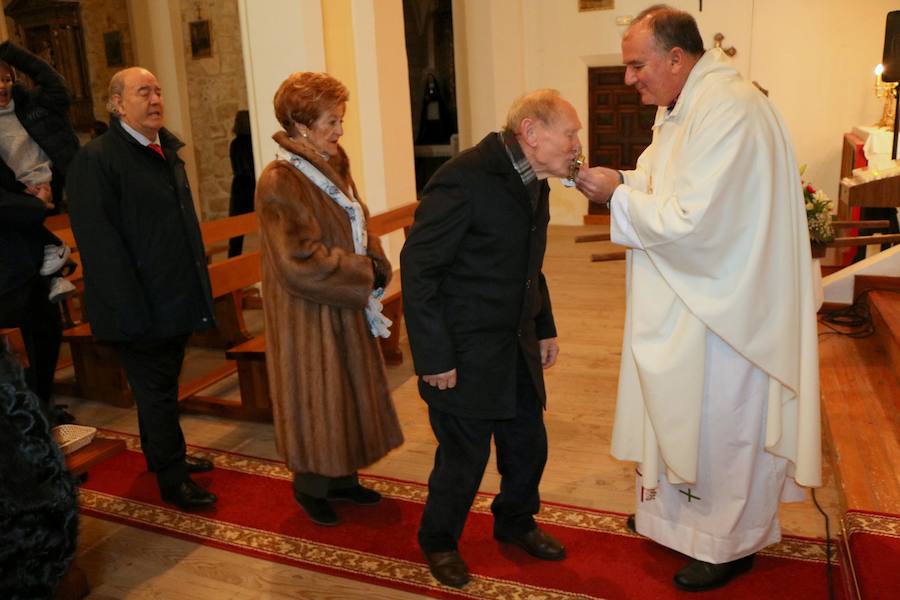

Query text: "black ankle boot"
[673, 554, 755, 592]
[294, 491, 339, 526]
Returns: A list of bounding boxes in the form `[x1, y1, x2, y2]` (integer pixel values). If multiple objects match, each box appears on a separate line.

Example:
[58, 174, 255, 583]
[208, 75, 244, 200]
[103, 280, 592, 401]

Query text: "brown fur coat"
[256, 131, 403, 476]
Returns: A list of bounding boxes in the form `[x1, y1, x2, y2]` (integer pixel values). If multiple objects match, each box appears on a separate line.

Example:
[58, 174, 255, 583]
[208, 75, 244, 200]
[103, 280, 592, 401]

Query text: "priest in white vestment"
[575, 5, 821, 592]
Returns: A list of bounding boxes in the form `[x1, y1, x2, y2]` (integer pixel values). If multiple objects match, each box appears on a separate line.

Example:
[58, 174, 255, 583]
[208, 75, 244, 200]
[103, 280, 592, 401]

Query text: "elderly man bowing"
[402, 89, 580, 588]
[576, 5, 821, 592]
[67, 68, 217, 511]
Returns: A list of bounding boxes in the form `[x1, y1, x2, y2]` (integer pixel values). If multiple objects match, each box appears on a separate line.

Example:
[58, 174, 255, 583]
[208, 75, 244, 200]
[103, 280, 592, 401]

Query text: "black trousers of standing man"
[114, 334, 191, 493]
[418, 352, 548, 552]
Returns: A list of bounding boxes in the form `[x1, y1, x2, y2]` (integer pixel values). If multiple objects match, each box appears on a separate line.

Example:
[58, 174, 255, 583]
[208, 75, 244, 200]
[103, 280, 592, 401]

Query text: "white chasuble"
[607, 49, 821, 562]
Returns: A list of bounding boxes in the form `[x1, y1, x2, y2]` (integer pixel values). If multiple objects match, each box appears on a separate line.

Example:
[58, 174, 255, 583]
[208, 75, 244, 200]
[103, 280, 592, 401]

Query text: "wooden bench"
[199, 211, 258, 262]
[60, 251, 262, 409]
[1, 327, 29, 367]
[55, 212, 261, 387]
[367, 201, 418, 365]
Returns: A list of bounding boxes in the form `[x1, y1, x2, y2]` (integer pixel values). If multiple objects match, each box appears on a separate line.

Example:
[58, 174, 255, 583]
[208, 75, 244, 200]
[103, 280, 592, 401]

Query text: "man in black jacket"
[401, 89, 581, 588]
[0, 40, 80, 424]
[66, 67, 217, 511]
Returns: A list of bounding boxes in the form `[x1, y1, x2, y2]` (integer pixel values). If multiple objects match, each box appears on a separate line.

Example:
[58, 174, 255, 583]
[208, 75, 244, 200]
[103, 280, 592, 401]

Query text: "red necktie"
[148, 143, 165, 159]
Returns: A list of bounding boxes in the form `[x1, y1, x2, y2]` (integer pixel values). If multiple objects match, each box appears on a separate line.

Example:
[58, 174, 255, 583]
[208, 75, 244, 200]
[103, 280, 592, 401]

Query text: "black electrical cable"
[818, 287, 900, 338]
[811, 488, 835, 600]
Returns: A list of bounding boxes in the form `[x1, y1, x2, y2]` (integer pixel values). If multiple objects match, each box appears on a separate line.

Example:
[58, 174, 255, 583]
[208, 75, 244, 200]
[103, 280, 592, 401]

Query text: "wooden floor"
[63, 224, 842, 599]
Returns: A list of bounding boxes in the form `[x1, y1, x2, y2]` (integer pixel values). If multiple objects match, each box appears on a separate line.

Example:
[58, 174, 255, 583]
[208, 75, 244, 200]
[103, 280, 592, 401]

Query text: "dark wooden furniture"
[0, 327, 29, 367]
[5, 0, 95, 131]
[586, 66, 656, 216]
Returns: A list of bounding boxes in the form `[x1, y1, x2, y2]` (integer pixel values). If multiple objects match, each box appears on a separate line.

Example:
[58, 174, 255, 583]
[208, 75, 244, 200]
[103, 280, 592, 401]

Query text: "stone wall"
[79, 0, 134, 125]
[180, 0, 249, 219]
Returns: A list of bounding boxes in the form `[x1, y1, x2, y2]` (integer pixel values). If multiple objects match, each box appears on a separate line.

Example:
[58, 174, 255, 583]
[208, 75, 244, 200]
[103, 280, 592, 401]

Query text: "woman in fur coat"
[256, 72, 403, 526]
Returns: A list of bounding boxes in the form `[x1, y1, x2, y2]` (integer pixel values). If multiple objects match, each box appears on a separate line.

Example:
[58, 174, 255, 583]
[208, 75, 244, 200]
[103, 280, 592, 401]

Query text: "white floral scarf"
[276, 146, 392, 338]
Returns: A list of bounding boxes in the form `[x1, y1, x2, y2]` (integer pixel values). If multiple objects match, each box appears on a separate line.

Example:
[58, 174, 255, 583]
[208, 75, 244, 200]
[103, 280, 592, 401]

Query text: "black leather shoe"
[161, 479, 217, 511]
[673, 554, 755, 592]
[328, 485, 381, 505]
[185, 455, 214, 473]
[423, 550, 470, 588]
[626, 514, 636, 533]
[498, 527, 566, 560]
[295, 492, 339, 526]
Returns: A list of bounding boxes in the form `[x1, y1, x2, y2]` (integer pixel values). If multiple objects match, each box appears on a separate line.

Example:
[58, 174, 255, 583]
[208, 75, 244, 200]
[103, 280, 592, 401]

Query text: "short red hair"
[273, 72, 349, 131]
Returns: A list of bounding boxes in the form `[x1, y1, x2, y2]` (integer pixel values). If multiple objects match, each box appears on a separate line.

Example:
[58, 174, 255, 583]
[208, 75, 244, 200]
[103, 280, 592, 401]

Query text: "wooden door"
[586, 66, 656, 214]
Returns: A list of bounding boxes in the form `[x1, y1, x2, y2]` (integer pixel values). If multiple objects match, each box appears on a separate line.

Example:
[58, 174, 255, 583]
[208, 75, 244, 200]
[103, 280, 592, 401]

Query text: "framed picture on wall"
[103, 31, 124, 67]
[579, 0, 614, 10]
[190, 20, 212, 59]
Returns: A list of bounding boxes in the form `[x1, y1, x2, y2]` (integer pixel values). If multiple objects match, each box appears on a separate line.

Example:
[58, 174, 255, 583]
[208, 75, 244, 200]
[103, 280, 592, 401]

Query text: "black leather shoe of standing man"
[673, 554, 755, 592]
[423, 550, 470, 588]
[185, 455, 214, 473]
[161, 478, 217, 510]
[497, 526, 566, 560]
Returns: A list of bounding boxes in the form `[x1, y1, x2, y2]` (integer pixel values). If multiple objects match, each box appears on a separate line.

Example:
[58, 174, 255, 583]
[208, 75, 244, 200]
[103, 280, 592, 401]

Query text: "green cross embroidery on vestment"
[679, 488, 701, 502]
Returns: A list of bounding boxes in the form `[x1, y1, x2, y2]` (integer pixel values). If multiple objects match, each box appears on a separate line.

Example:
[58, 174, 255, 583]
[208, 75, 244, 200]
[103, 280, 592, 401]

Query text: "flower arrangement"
[800, 165, 834, 244]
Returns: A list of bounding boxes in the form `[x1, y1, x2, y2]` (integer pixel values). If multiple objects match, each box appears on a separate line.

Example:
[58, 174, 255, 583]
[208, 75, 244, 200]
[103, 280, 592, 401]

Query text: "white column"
[322, 0, 415, 263]
[452, 0, 526, 150]
[237, 0, 326, 181]
[348, 0, 416, 215]
[126, 0, 201, 214]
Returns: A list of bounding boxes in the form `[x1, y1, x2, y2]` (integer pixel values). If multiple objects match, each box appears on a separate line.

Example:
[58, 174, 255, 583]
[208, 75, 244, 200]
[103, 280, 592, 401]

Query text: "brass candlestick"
[874, 64, 898, 131]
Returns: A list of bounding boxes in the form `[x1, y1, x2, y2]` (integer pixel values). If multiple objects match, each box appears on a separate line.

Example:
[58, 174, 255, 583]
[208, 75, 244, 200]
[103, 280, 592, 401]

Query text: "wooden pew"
[367, 201, 419, 365]
[60, 251, 262, 409]
[179, 251, 269, 421]
[199, 212, 258, 262]
[0, 327, 29, 367]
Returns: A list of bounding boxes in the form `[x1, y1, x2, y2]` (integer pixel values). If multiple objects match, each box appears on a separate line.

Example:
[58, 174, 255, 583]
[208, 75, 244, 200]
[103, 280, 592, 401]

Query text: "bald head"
[506, 89, 582, 180]
[108, 67, 165, 139]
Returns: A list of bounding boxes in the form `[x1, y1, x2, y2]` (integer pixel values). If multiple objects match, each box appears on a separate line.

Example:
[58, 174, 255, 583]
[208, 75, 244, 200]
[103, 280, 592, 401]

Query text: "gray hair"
[106, 69, 126, 115]
[504, 89, 563, 133]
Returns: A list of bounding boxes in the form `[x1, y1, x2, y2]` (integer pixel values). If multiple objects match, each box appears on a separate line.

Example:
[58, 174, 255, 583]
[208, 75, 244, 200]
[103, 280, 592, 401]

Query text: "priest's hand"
[539, 337, 559, 369]
[423, 369, 457, 390]
[575, 166, 619, 204]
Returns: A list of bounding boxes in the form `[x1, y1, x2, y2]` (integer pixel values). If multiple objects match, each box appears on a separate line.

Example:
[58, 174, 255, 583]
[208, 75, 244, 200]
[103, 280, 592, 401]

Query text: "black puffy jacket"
[0, 40, 80, 203]
[0, 41, 80, 298]
[66, 118, 215, 341]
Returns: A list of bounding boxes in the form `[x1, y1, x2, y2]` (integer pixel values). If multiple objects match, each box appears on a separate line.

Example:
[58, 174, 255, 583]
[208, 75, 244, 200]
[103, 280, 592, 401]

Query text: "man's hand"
[539, 337, 559, 369]
[26, 184, 54, 210]
[423, 368, 457, 390]
[575, 167, 619, 204]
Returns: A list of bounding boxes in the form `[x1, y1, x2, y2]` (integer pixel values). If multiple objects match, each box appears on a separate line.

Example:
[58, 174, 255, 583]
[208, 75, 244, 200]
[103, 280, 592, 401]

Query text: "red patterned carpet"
[842, 511, 900, 600]
[79, 432, 843, 599]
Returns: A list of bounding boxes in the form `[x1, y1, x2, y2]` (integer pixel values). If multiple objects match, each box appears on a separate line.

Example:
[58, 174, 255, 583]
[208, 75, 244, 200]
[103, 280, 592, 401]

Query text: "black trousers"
[418, 353, 548, 552]
[0, 276, 61, 422]
[114, 335, 190, 492]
